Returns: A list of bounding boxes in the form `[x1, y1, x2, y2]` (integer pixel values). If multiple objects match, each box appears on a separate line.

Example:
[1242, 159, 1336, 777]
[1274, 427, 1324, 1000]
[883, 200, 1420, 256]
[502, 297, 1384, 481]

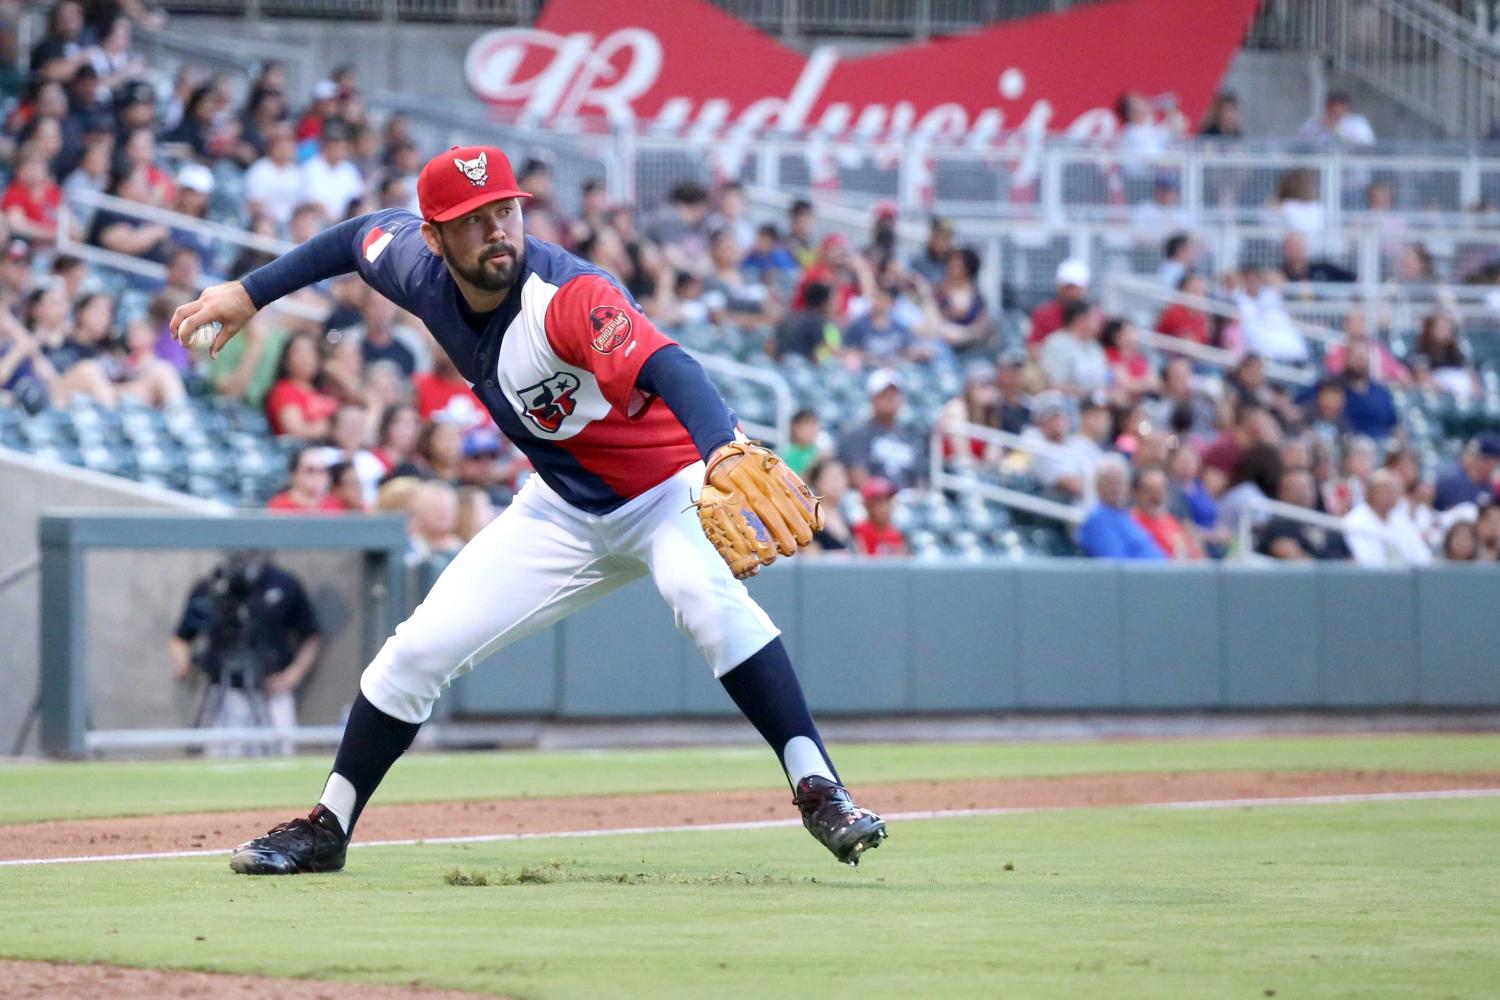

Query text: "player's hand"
[170, 280, 258, 359]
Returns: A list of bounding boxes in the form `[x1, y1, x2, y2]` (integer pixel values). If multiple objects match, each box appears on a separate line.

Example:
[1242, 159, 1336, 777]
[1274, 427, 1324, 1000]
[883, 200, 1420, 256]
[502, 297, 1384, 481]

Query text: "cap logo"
[453, 151, 488, 187]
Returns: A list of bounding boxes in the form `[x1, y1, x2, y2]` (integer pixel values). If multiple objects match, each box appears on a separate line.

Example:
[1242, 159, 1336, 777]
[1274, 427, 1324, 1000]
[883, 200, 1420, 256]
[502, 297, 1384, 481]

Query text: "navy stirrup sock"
[719, 637, 840, 788]
[317, 691, 421, 836]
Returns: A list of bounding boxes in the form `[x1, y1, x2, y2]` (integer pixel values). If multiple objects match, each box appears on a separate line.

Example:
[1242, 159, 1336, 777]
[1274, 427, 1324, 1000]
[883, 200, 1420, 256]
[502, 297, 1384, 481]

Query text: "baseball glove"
[694, 442, 824, 579]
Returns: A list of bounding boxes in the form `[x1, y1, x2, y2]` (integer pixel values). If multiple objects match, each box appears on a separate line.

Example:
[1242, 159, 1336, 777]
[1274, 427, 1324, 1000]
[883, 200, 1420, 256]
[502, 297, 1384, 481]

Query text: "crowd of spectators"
[2, 5, 1499, 566]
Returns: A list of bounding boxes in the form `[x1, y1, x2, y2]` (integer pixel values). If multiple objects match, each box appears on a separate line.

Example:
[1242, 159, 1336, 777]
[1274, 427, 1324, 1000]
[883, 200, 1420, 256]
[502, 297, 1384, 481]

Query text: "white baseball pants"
[361, 462, 780, 723]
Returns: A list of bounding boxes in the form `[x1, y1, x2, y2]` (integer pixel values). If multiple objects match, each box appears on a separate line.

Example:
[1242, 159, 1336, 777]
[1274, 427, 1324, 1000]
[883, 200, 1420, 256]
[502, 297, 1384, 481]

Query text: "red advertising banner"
[464, 0, 1261, 144]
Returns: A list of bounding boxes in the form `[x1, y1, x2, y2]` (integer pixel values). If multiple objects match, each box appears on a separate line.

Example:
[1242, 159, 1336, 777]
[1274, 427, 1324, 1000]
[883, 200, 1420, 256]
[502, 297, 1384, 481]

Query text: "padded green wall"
[445, 561, 1500, 716]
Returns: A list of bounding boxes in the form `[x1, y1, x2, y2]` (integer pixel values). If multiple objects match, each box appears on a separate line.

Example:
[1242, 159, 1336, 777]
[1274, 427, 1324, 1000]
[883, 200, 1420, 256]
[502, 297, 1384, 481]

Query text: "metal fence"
[1247, 0, 1500, 138]
[154, 0, 1080, 32]
[158, 0, 537, 21]
[622, 135, 1500, 226]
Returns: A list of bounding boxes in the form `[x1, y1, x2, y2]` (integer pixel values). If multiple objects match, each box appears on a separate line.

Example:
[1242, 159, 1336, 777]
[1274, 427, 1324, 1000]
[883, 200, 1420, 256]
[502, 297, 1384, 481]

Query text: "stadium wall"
[0, 454, 374, 754]
[446, 560, 1500, 718]
[11, 490, 1499, 756]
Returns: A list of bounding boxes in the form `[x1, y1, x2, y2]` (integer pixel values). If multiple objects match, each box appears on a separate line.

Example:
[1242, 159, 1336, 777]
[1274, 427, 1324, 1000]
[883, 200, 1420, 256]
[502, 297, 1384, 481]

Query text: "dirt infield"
[0, 959, 508, 999]
[4, 768, 1497, 864]
[6, 768, 1499, 998]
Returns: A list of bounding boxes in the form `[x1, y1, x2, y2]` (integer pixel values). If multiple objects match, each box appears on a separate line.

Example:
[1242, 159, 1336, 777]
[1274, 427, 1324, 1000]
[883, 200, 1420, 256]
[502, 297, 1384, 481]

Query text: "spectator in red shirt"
[121, 127, 176, 206]
[371, 402, 422, 479]
[2, 147, 64, 242]
[1323, 310, 1409, 386]
[793, 234, 870, 323]
[265, 331, 339, 438]
[328, 460, 367, 512]
[296, 79, 340, 142]
[853, 477, 909, 557]
[267, 446, 345, 512]
[1133, 465, 1203, 559]
[412, 349, 488, 430]
[1027, 258, 1090, 352]
[1101, 318, 1159, 399]
[1200, 399, 1269, 485]
[1155, 271, 1212, 345]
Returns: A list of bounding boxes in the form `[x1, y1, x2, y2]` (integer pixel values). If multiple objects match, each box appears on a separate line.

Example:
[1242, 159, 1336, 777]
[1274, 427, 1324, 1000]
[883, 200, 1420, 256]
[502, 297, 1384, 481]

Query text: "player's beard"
[440, 232, 525, 294]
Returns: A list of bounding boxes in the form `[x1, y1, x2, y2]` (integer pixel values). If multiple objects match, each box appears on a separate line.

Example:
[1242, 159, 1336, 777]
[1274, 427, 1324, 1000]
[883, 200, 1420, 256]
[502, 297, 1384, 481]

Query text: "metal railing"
[57, 193, 326, 324]
[156, 0, 537, 22]
[689, 350, 796, 448]
[1110, 273, 1345, 344]
[621, 131, 1500, 222]
[1134, 328, 1317, 388]
[152, 0, 1078, 33]
[1235, 495, 1404, 561]
[72, 189, 291, 256]
[929, 419, 1092, 525]
[1249, 0, 1500, 138]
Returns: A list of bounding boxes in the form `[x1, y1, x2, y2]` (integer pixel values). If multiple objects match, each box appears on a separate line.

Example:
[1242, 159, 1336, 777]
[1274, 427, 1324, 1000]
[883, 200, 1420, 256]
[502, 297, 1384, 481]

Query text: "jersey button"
[484, 379, 495, 387]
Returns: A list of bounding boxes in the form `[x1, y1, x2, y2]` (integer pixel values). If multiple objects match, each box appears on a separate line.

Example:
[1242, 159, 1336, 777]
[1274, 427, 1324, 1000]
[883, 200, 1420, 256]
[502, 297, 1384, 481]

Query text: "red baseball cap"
[417, 145, 531, 223]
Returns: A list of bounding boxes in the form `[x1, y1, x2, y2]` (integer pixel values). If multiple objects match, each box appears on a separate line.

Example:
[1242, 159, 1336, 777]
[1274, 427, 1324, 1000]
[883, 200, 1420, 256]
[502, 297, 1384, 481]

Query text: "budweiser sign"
[465, 0, 1260, 145]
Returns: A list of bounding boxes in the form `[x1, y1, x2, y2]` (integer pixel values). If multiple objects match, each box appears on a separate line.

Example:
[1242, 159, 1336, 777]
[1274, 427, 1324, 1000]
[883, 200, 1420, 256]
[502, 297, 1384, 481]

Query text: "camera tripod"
[193, 659, 281, 756]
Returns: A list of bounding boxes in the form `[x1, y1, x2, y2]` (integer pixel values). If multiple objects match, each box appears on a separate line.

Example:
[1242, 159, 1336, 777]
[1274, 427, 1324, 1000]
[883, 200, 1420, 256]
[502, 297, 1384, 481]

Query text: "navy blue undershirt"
[241, 217, 363, 309]
[637, 346, 736, 461]
[240, 220, 736, 461]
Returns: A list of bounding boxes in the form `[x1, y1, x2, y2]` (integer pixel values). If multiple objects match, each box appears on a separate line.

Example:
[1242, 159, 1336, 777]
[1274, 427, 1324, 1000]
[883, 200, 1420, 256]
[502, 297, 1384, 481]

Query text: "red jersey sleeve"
[544, 274, 676, 413]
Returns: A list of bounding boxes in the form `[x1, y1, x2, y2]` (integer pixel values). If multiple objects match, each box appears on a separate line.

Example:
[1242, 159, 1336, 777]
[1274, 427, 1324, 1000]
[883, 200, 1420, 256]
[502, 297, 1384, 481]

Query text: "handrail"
[56, 208, 327, 324]
[1135, 329, 1316, 387]
[68, 189, 293, 256]
[1107, 273, 1346, 345]
[687, 349, 795, 449]
[1234, 495, 1404, 560]
[930, 419, 1094, 522]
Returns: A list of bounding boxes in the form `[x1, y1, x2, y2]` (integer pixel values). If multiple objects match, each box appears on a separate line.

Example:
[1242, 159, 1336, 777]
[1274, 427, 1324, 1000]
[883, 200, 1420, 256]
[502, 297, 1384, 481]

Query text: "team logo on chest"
[516, 371, 580, 433]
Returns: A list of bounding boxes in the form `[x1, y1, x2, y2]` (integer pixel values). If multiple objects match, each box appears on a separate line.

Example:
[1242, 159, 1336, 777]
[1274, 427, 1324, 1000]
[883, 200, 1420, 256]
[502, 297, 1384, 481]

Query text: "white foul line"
[2, 787, 1497, 869]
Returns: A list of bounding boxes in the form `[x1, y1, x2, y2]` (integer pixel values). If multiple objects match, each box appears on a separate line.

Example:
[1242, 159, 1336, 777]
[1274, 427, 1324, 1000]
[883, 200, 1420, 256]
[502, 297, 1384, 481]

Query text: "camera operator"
[169, 552, 322, 756]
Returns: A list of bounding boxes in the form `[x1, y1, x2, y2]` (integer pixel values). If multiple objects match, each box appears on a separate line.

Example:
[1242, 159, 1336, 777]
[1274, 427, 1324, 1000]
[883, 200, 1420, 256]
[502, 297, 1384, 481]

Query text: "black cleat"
[793, 775, 888, 866]
[229, 805, 348, 875]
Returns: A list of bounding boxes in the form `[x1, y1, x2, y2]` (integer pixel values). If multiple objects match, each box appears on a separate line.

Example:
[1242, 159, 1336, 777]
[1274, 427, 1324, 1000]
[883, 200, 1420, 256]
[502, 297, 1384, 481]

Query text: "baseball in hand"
[185, 321, 222, 350]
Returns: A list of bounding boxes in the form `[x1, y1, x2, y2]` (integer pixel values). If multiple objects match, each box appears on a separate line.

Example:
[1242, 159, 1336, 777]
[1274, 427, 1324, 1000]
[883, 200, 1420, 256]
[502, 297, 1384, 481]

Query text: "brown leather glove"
[693, 442, 824, 579]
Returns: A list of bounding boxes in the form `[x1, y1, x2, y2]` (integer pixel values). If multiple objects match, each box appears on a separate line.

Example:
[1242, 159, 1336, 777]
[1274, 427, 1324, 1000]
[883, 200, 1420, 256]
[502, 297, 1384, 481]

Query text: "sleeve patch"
[589, 305, 633, 354]
[363, 227, 394, 263]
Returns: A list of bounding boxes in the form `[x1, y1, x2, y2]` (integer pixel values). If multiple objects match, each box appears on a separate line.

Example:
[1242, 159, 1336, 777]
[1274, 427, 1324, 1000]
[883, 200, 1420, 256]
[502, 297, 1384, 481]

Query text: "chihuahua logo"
[453, 151, 488, 187]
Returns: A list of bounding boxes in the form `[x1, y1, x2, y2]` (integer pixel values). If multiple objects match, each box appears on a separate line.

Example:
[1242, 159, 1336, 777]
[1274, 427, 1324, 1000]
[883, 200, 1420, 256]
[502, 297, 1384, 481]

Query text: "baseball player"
[171, 146, 887, 874]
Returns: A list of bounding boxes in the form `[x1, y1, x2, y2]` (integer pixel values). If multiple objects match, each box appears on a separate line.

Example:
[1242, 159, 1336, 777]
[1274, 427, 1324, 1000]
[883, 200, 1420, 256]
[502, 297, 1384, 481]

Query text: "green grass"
[2, 734, 1498, 825]
[1, 797, 1495, 998]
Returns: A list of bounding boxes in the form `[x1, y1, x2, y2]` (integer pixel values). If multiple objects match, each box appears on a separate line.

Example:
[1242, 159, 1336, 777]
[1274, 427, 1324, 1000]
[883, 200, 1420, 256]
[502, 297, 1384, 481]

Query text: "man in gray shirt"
[1039, 298, 1110, 395]
[837, 369, 928, 491]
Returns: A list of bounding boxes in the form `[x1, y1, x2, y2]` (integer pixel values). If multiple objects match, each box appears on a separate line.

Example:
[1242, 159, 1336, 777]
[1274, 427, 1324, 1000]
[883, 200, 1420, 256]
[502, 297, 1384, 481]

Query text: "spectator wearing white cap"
[169, 162, 217, 268]
[1020, 391, 1102, 499]
[1027, 258, 1089, 352]
[836, 369, 927, 491]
